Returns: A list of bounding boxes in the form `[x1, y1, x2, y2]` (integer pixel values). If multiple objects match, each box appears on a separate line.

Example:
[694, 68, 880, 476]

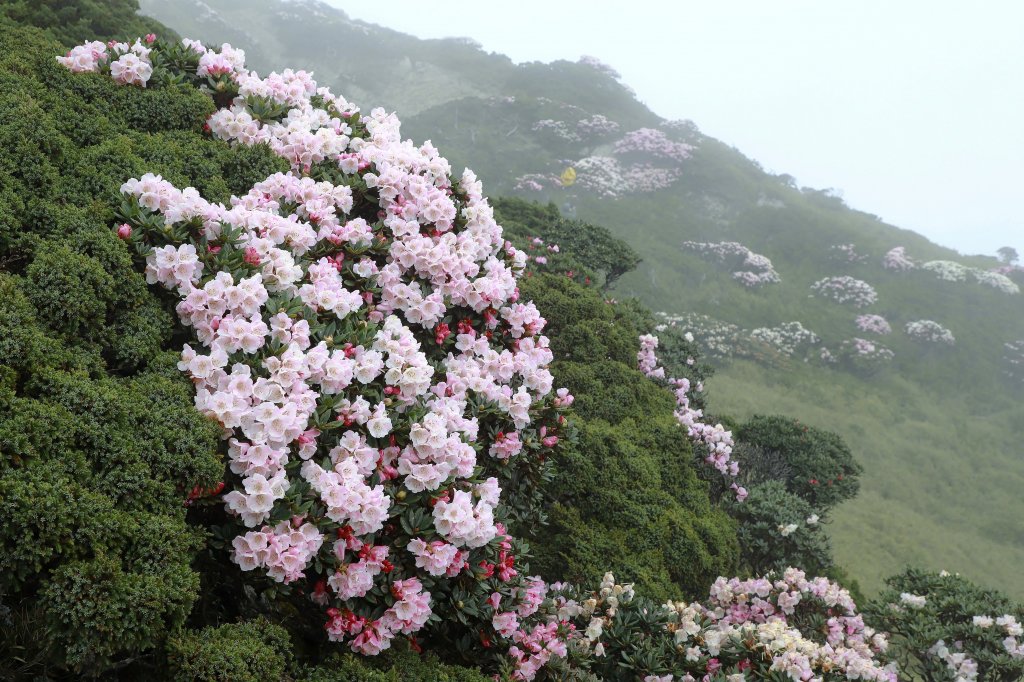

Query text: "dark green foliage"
[297, 646, 494, 682]
[0, 0, 174, 48]
[865, 568, 1024, 681]
[736, 415, 862, 512]
[167, 618, 292, 682]
[494, 198, 641, 289]
[0, 21, 261, 677]
[521, 274, 738, 601]
[729, 481, 833, 575]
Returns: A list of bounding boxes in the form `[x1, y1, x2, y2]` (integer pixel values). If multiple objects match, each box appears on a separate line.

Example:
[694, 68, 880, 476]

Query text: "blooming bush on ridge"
[810, 276, 878, 308]
[64, 34, 576, 673]
[905, 320, 956, 346]
[681, 240, 781, 288]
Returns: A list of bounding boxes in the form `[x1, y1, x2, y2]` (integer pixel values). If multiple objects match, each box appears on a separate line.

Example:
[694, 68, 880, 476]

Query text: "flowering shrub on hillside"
[922, 260, 971, 283]
[657, 312, 813, 366]
[865, 568, 1024, 682]
[973, 269, 1020, 294]
[749, 322, 819, 357]
[883, 247, 916, 271]
[681, 241, 781, 288]
[570, 154, 681, 197]
[856, 314, 892, 335]
[575, 113, 620, 139]
[885, 250, 1019, 293]
[531, 118, 580, 143]
[837, 338, 895, 374]
[810, 276, 878, 308]
[66, 35, 578, 671]
[577, 55, 620, 79]
[905, 320, 956, 346]
[613, 127, 692, 163]
[830, 243, 867, 263]
[512, 173, 555, 193]
[545, 569, 895, 681]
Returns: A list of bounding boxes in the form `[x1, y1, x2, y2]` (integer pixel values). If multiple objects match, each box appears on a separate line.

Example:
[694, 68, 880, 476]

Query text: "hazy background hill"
[141, 0, 1024, 596]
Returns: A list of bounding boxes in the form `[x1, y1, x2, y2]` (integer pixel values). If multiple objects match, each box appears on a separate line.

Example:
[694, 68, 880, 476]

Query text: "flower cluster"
[613, 127, 693, 163]
[883, 247, 916, 272]
[513, 173, 555, 193]
[972, 269, 1020, 294]
[928, 640, 979, 681]
[905, 320, 956, 346]
[656, 312, 797, 366]
[575, 114, 620, 139]
[57, 35, 156, 86]
[855, 314, 892, 335]
[67, 35, 577, 664]
[921, 260, 971, 283]
[810, 276, 878, 308]
[837, 338, 895, 374]
[681, 241, 781, 288]
[749, 322, 820, 357]
[638, 334, 745, 501]
[885, 250, 1019, 293]
[531, 119, 580, 143]
[971, 614, 1024, 659]
[550, 569, 895, 682]
[571, 155, 681, 198]
[830, 243, 867, 263]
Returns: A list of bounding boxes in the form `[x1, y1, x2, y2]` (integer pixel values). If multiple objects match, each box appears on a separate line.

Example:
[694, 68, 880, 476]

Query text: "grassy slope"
[140, 0, 1024, 597]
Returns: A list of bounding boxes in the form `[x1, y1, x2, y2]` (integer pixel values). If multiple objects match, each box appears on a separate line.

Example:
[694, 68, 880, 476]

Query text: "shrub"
[0, 22, 260, 677]
[865, 568, 1024, 681]
[521, 275, 738, 601]
[167, 618, 292, 682]
[736, 415, 862, 512]
[729, 480, 833, 575]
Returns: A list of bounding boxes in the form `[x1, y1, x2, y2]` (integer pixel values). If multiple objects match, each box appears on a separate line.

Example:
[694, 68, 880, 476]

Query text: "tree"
[997, 246, 1019, 265]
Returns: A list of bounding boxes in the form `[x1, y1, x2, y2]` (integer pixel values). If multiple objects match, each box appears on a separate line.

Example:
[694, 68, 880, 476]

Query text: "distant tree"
[997, 246, 1019, 265]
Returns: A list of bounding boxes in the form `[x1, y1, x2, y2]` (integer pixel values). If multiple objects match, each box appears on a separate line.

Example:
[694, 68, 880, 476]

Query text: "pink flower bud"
[145, 33, 157, 44]
[243, 246, 261, 266]
[116, 223, 132, 239]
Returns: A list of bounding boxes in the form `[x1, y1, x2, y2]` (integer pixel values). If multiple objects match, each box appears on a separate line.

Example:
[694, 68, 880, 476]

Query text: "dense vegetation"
[2, 1, 1023, 679]
[140, 0, 1024, 597]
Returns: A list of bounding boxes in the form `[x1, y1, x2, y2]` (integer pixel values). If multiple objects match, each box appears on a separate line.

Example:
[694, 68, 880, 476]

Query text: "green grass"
[709, 359, 1024, 598]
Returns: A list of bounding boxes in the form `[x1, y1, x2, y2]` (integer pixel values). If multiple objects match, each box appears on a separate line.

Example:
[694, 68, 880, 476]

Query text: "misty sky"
[332, 0, 1022, 257]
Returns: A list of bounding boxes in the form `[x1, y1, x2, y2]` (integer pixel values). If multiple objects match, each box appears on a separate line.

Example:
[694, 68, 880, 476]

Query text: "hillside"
[138, 0, 1024, 600]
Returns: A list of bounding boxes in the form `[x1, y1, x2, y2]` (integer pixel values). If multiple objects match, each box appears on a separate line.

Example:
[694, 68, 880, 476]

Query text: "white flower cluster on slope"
[905, 320, 956, 346]
[810, 276, 878, 308]
[681, 241, 781, 287]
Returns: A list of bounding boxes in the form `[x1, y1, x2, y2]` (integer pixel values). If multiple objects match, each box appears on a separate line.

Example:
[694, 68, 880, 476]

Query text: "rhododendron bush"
[810, 276, 878, 308]
[905, 320, 956, 346]
[865, 568, 1024, 682]
[855, 314, 892, 335]
[544, 569, 895, 681]
[680, 240, 781, 288]
[65, 34, 580, 667]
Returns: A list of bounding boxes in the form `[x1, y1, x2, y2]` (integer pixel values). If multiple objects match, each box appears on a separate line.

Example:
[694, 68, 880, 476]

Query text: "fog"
[332, 0, 1023, 257]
